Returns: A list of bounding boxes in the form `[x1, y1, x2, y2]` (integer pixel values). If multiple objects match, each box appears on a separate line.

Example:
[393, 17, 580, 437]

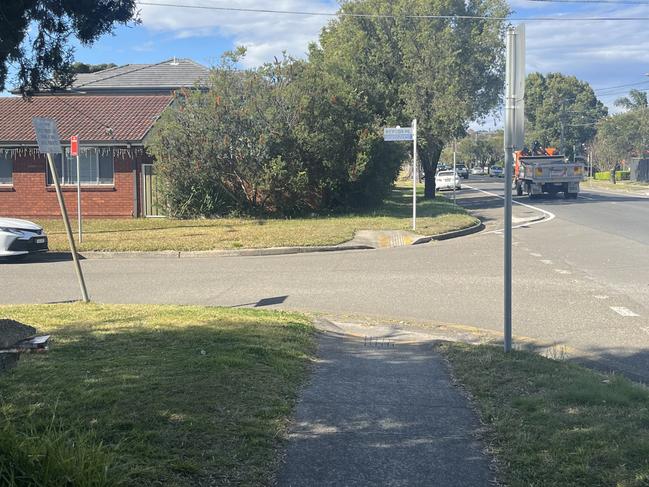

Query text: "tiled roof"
[0, 95, 172, 144]
[72, 59, 209, 91]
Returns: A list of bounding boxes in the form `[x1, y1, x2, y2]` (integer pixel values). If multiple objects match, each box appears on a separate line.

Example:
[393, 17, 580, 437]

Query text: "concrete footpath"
[277, 326, 494, 486]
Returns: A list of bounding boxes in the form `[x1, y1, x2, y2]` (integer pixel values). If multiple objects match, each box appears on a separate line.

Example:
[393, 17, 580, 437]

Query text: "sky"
[9, 0, 649, 124]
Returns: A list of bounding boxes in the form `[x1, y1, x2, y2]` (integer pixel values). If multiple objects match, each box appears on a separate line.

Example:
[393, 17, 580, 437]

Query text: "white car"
[0, 218, 48, 260]
[435, 170, 462, 191]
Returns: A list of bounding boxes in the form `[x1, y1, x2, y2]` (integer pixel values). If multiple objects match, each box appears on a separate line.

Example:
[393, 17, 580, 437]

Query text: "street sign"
[384, 127, 413, 141]
[70, 135, 79, 157]
[32, 117, 62, 154]
[384, 121, 418, 230]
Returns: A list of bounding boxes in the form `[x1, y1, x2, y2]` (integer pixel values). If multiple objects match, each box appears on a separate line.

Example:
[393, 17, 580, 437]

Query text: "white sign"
[384, 127, 413, 141]
[32, 117, 62, 154]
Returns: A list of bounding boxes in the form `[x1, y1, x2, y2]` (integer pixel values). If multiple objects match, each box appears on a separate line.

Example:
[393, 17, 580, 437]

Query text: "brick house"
[0, 59, 208, 218]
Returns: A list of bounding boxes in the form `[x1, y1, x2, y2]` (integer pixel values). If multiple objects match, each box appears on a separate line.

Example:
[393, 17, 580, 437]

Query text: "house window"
[0, 155, 11, 184]
[47, 148, 114, 185]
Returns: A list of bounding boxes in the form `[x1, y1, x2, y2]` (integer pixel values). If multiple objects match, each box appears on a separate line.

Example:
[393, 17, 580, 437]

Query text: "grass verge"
[586, 179, 649, 194]
[0, 304, 315, 486]
[439, 342, 649, 487]
[38, 185, 477, 252]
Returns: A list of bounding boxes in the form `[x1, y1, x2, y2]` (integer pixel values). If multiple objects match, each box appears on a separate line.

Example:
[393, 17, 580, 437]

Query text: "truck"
[513, 145, 584, 199]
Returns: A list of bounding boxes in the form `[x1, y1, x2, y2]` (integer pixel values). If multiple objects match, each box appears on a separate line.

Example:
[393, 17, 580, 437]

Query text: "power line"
[137, 1, 649, 21]
[594, 80, 649, 93]
[527, 0, 649, 4]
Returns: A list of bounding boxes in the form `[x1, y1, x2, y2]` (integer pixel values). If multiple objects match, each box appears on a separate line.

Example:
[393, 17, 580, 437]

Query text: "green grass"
[0, 304, 316, 486]
[587, 178, 649, 193]
[440, 343, 649, 487]
[38, 185, 477, 252]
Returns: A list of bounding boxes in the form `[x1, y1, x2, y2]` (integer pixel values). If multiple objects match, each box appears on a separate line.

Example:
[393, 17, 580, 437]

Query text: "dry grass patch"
[38, 186, 477, 252]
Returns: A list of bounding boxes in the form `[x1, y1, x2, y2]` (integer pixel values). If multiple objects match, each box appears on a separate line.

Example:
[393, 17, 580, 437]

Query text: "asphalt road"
[3, 177, 649, 380]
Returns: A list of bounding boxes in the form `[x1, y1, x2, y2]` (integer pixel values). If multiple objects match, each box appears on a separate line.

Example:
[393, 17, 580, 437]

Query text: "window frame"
[0, 154, 12, 185]
[46, 147, 115, 186]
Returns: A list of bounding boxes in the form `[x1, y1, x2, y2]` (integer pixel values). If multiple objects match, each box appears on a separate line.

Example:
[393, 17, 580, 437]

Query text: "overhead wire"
[136, 1, 649, 21]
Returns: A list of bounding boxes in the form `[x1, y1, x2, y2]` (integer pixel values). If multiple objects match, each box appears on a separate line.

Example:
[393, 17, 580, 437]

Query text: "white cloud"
[139, 0, 337, 67]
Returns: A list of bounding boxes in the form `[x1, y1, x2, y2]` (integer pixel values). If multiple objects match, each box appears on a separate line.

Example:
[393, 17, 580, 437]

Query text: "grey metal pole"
[77, 153, 82, 243]
[452, 138, 457, 204]
[503, 27, 516, 353]
[412, 118, 417, 231]
[46, 153, 90, 303]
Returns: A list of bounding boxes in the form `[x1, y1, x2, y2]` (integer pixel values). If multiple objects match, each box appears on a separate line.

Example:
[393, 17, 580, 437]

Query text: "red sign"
[70, 135, 79, 157]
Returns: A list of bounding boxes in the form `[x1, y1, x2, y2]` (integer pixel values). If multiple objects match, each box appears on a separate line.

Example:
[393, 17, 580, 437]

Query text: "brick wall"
[0, 153, 149, 218]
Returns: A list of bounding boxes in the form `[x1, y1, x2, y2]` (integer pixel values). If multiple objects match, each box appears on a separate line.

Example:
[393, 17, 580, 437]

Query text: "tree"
[614, 89, 648, 111]
[70, 62, 118, 74]
[525, 72, 608, 159]
[594, 108, 649, 170]
[309, 0, 510, 198]
[0, 1, 137, 94]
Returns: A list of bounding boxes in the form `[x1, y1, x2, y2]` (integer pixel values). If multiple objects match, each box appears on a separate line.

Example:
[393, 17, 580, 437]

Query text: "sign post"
[32, 118, 89, 303]
[70, 135, 82, 243]
[384, 123, 417, 230]
[503, 24, 525, 353]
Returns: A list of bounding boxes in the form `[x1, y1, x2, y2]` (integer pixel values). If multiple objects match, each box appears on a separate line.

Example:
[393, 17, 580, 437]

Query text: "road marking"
[554, 269, 571, 275]
[583, 187, 649, 199]
[541, 259, 552, 265]
[610, 306, 640, 317]
[530, 252, 542, 257]
[464, 184, 556, 231]
[593, 295, 609, 300]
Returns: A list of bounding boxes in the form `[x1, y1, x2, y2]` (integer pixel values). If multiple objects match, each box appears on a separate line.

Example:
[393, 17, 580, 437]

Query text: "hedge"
[594, 171, 630, 181]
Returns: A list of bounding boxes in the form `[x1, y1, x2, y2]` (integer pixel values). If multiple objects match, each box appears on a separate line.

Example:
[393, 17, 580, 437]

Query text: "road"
[2, 177, 649, 380]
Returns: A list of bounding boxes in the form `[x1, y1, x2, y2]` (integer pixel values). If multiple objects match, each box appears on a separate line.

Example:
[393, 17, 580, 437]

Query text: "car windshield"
[456, 165, 466, 169]
[437, 171, 455, 176]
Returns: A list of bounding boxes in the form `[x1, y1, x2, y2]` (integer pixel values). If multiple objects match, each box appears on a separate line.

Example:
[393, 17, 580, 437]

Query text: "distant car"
[436, 164, 449, 173]
[0, 218, 48, 260]
[470, 167, 484, 175]
[455, 164, 469, 179]
[489, 166, 504, 177]
[435, 170, 462, 191]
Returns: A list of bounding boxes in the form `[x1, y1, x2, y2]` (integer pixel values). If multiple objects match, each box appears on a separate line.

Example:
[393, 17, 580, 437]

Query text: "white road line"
[541, 259, 552, 265]
[610, 306, 640, 317]
[593, 295, 609, 300]
[464, 184, 556, 232]
[530, 252, 542, 257]
[554, 269, 571, 275]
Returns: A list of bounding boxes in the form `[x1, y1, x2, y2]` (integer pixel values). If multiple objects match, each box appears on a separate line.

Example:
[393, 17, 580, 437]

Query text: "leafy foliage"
[311, 0, 510, 197]
[70, 62, 118, 74]
[441, 131, 503, 166]
[614, 89, 649, 111]
[146, 50, 402, 217]
[525, 72, 608, 159]
[593, 108, 649, 169]
[0, 1, 138, 94]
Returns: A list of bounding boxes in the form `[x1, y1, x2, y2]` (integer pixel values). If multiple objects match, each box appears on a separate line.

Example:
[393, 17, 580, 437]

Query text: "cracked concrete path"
[277, 326, 494, 486]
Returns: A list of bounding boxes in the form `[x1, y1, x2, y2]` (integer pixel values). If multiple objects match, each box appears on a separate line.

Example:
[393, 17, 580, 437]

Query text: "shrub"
[146, 51, 404, 217]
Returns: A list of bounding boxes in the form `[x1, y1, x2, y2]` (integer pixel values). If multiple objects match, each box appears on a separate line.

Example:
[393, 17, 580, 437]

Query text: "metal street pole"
[452, 138, 457, 205]
[412, 118, 417, 231]
[46, 153, 89, 302]
[77, 152, 82, 243]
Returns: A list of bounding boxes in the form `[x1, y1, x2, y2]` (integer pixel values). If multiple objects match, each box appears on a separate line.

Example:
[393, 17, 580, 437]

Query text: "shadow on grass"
[0, 314, 314, 486]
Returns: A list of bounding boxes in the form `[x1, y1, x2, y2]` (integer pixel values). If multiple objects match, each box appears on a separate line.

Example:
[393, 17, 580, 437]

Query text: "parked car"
[489, 166, 504, 177]
[470, 166, 484, 175]
[436, 164, 449, 173]
[0, 218, 48, 260]
[455, 164, 469, 179]
[435, 170, 462, 191]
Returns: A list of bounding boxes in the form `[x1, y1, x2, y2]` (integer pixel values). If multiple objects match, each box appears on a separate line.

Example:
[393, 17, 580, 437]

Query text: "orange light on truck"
[535, 167, 543, 176]
[574, 166, 582, 174]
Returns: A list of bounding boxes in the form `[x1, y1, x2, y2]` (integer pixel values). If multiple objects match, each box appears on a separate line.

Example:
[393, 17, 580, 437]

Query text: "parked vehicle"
[489, 165, 504, 177]
[435, 170, 462, 191]
[470, 166, 484, 175]
[455, 164, 469, 179]
[436, 164, 449, 173]
[514, 146, 583, 199]
[0, 218, 48, 260]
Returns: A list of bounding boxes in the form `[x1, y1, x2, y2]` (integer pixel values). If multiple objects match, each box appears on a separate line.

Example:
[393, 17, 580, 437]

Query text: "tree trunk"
[420, 142, 443, 199]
